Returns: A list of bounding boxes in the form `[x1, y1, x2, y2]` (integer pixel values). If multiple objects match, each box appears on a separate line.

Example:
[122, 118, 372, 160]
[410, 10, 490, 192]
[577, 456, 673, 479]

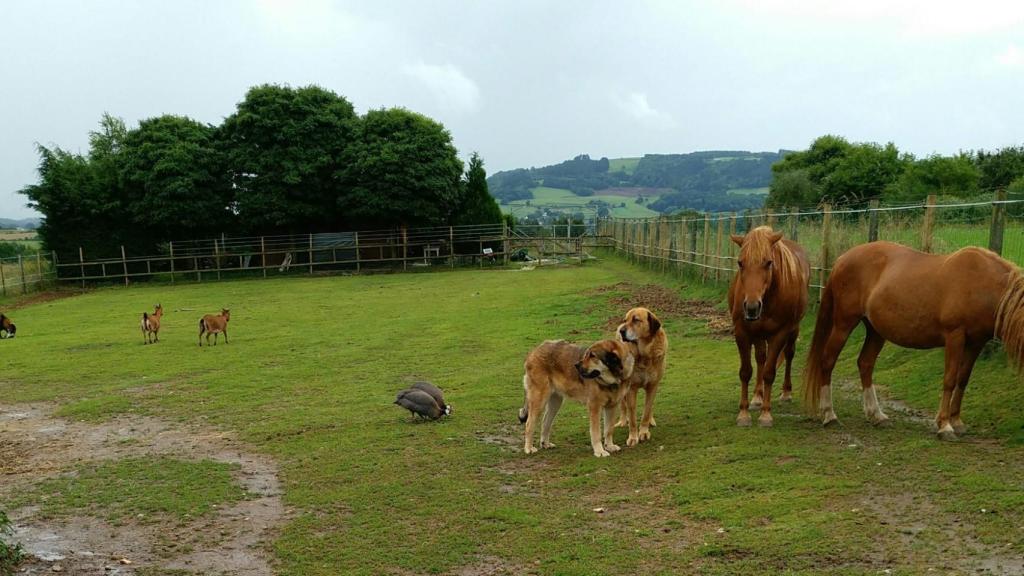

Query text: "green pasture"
[503, 186, 661, 219]
[2, 259, 1024, 574]
[607, 157, 641, 175]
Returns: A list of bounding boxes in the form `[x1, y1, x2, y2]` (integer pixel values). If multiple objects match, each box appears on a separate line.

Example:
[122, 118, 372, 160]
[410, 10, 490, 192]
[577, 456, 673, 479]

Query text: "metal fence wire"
[597, 194, 1024, 301]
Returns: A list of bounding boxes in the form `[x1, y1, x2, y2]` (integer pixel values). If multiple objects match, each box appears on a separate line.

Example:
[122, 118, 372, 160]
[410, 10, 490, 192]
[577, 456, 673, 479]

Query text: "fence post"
[868, 199, 880, 243]
[504, 221, 510, 266]
[819, 204, 832, 303]
[169, 241, 175, 284]
[35, 251, 42, 289]
[921, 194, 936, 253]
[701, 214, 711, 282]
[714, 217, 724, 282]
[767, 207, 776, 228]
[729, 213, 738, 269]
[309, 233, 314, 275]
[402, 227, 408, 271]
[989, 189, 1007, 255]
[19, 255, 26, 294]
[1, 256, 6, 296]
[214, 239, 222, 280]
[789, 207, 799, 242]
[120, 245, 129, 287]
[79, 247, 85, 289]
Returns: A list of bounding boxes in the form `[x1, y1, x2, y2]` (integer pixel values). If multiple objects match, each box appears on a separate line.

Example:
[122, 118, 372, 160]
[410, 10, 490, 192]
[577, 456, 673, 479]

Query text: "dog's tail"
[518, 374, 529, 423]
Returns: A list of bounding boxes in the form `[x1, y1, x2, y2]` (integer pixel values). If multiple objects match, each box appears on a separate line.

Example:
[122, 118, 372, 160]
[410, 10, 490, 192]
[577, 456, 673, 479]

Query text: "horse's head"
[0, 314, 14, 338]
[221, 309, 230, 321]
[154, 304, 163, 316]
[731, 226, 784, 322]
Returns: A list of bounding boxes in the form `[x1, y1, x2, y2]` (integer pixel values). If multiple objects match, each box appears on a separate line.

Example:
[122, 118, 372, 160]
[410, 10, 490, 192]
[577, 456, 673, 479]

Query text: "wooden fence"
[0, 252, 57, 297]
[53, 222, 614, 286]
[598, 193, 1024, 301]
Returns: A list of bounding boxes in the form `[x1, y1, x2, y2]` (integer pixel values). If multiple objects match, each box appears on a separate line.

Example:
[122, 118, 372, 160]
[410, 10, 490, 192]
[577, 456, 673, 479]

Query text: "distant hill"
[488, 151, 783, 216]
[0, 217, 40, 230]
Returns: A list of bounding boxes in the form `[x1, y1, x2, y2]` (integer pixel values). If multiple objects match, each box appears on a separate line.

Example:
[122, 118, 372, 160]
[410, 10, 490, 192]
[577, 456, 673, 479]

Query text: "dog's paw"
[523, 445, 539, 454]
[638, 428, 651, 442]
[593, 448, 611, 457]
[626, 435, 639, 447]
[605, 443, 621, 453]
[541, 441, 556, 449]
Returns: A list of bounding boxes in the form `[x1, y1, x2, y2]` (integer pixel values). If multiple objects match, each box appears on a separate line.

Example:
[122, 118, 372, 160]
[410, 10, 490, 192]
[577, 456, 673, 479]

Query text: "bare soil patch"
[1, 290, 88, 311]
[588, 282, 732, 338]
[0, 403, 286, 575]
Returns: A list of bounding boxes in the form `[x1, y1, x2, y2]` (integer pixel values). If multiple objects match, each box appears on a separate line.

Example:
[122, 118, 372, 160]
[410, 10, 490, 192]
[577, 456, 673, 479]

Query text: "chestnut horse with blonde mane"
[729, 226, 811, 427]
[804, 241, 1024, 440]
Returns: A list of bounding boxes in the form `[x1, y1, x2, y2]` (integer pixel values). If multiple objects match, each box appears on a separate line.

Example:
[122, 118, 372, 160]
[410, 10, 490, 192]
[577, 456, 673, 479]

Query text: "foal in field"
[199, 309, 230, 346]
[729, 226, 811, 427]
[141, 304, 163, 344]
[804, 242, 1024, 440]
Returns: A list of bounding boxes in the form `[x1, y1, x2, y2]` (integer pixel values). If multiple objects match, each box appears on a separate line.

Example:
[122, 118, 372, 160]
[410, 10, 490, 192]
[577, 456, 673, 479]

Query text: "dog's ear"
[647, 310, 662, 335]
[603, 348, 623, 377]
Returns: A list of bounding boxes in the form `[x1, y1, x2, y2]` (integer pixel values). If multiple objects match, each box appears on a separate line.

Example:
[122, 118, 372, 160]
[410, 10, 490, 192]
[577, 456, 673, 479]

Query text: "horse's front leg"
[780, 329, 798, 402]
[750, 339, 767, 409]
[936, 331, 966, 440]
[758, 332, 791, 427]
[736, 333, 753, 426]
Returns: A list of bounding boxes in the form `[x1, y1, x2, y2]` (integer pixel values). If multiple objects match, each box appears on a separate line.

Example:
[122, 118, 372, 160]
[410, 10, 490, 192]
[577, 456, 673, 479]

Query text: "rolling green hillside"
[500, 186, 660, 219]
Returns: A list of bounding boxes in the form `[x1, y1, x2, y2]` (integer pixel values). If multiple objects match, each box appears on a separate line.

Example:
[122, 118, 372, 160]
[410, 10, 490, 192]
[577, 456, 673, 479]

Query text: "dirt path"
[0, 403, 286, 575]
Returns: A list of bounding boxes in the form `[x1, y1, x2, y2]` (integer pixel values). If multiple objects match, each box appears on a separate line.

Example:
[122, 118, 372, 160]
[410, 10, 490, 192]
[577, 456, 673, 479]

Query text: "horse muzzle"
[743, 301, 763, 322]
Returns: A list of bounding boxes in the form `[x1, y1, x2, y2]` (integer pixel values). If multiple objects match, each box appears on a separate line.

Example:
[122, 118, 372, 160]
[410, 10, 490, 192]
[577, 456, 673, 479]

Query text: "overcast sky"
[3, 0, 1024, 218]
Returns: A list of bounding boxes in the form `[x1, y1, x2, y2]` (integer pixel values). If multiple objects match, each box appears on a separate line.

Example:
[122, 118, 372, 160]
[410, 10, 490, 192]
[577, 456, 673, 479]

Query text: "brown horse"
[729, 226, 811, 427]
[141, 304, 163, 344]
[803, 241, 1024, 440]
[199, 309, 230, 346]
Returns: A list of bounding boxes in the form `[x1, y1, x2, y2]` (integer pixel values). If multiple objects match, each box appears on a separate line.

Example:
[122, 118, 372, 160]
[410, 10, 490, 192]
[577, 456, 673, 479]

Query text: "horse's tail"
[803, 280, 835, 415]
[996, 270, 1024, 372]
[142, 312, 149, 330]
[199, 318, 206, 333]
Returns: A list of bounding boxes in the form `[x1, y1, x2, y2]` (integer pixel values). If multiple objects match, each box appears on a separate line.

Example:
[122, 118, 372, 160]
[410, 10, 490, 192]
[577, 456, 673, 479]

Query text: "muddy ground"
[0, 403, 287, 575]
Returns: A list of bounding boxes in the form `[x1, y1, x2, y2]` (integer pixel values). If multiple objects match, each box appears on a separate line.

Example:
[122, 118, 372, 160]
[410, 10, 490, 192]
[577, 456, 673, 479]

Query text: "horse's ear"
[730, 234, 745, 247]
[769, 232, 784, 245]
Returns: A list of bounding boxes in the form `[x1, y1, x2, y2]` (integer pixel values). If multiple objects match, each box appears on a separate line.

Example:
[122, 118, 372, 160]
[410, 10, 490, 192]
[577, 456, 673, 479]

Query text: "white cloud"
[402, 62, 481, 114]
[996, 44, 1024, 68]
[614, 92, 674, 129]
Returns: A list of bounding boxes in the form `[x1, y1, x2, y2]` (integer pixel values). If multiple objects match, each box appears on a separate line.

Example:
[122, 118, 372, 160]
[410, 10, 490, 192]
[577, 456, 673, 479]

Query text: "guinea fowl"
[394, 389, 446, 420]
[410, 381, 452, 416]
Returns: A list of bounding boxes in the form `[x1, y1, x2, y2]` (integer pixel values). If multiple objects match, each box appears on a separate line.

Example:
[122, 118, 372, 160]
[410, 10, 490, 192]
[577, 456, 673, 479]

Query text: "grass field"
[726, 187, 769, 196]
[607, 157, 641, 175]
[3, 260, 1024, 574]
[502, 186, 661, 219]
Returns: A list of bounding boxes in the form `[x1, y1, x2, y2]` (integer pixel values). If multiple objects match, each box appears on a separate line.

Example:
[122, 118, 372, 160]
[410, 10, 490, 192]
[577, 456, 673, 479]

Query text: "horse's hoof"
[737, 412, 752, 427]
[952, 420, 967, 435]
[937, 427, 958, 442]
[822, 414, 839, 427]
[871, 414, 891, 427]
[758, 414, 774, 428]
[750, 396, 763, 410]
[779, 391, 793, 402]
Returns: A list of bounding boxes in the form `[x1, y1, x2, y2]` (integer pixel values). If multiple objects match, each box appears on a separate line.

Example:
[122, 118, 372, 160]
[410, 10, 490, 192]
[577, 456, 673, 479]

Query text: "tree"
[340, 108, 464, 228]
[219, 84, 357, 233]
[767, 169, 816, 207]
[821, 142, 905, 204]
[454, 153, 502, 225]
[120, 115, 232, 242]
[975, 146, 1024, 191]
[889, 154, 980, 201]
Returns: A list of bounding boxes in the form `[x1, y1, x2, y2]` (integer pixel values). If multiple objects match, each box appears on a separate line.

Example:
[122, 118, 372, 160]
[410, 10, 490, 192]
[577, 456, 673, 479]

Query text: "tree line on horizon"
[767, 135, 1024, 209]
[19, 84, 503, 259]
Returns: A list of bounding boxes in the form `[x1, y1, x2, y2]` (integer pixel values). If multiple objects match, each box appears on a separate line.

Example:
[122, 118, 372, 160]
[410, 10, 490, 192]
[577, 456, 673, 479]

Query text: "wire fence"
[597, 193, 1024, 301]
[0, 252, 57, 297]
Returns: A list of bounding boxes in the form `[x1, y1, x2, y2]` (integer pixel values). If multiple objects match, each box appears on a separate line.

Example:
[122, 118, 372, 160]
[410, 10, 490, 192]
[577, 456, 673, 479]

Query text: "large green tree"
[453, 153, 502, 225]
[120, 115, 232, 241]
[768, 136, 906, 206]
[339, 108, 464, 228]
[890, 154, 980, 201]
[219, 84, 357, 232]
[975, 146, 1024, 191]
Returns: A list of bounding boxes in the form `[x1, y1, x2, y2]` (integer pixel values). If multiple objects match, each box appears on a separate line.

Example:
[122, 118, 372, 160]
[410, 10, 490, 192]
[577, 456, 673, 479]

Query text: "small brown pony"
[199, 309, 230, 346]
[804, 241, 1024, 440]
[0, 313, 16, 339]
[729, 226, 811, 427]
[141, 304, 163, 344]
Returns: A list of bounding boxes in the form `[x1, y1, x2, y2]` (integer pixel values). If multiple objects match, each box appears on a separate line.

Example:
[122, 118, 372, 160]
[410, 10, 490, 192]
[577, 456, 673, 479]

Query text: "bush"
[0, 510, 24, 576]
[0, 242, 31, 259]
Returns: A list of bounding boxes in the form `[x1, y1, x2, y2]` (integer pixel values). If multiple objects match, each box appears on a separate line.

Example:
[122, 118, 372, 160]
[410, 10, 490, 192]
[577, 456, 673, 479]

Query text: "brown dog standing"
[615, 307, 668, 446]
[519, 339, 635, 457]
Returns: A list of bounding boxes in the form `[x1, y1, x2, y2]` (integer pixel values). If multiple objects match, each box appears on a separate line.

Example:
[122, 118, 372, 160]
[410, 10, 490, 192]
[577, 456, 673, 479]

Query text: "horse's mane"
[995, 268, 1024, 372]
[741, 226, 802, 288]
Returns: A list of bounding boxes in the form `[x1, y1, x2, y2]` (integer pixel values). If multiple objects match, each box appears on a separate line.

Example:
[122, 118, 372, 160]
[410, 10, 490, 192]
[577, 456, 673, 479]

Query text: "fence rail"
[0, 252, 57, 297]
[597, 192, 1024, 301]
[51, 222, 613, 286]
